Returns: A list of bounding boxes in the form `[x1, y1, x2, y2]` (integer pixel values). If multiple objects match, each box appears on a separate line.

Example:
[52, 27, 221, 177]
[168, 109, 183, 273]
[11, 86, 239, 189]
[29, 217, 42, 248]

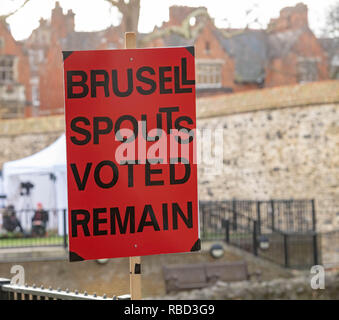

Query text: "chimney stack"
[268, 2, 308, 33]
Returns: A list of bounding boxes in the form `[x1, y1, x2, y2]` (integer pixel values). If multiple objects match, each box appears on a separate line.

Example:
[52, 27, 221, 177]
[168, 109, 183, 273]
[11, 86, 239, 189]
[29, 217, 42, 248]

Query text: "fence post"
[0, 278, 10, 300]
[256, 201, 261, 235]
[202, 205, 206, 239]
[253, 221, 258, 256]
[283, 234, 289, 268]
[63, 209, 67, 249]
[311, 199, 319, 265]
[223, 219, 230, 243]
[270, 200, 275, 231]
[313, 234, 319, 265]
[232, 199, 237, 231]
[311, 199, 316, 232]
[287, 200, 293, 232]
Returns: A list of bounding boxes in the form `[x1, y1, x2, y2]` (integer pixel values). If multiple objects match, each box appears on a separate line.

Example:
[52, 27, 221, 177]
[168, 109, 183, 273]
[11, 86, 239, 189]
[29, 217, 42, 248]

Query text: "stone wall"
[198, 102, 339, 232]
[196, 81, 339, 233]
[0, 81, 338, 234]
[0, 245, 292, 298]
[0, 115, 64, 166]
[152, 271, 339, 300]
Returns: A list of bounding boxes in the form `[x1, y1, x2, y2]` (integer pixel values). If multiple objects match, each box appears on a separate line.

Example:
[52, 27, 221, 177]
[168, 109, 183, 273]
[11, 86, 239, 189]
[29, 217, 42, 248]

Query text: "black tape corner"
[62, 51, 73, 61]
[185, 46, 195, 57]
[69, 251, 84, 262]
[134, 263, 141, 274]
[190, 239, 201, 252]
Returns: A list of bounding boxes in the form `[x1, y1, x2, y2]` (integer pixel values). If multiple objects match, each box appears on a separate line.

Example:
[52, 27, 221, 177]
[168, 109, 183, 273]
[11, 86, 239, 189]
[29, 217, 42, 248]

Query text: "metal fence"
[221, 214, 321, 269]
[199, 199, 321, 269]
[0, 208, 67, 249]
[199, 199, 316, 239]
[0, 200, 337, 270]
[0, 278, 130, 300]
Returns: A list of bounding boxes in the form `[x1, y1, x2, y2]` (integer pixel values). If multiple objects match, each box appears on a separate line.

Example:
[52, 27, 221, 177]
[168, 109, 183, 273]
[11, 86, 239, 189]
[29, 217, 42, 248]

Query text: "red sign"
[63, 47, 199, 262]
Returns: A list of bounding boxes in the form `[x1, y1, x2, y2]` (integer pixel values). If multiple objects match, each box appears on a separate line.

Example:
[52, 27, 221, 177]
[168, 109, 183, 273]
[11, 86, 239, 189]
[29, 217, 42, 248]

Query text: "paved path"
[0, 246, 67, 262]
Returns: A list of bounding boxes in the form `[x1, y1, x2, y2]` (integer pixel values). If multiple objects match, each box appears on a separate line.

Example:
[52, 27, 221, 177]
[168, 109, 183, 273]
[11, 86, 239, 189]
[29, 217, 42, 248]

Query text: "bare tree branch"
[140, 7, 209, 45]
[0, 0, 31, 21]
[104, 0, 140, 34]
[105, 0, 126, 11]
[322, 1, 339, 38]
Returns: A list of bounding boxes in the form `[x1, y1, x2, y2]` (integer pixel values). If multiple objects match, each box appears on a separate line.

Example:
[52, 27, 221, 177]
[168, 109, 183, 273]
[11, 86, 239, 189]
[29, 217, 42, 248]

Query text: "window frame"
[297, 57, 319, 83]
[0, 55, 16, 84]
[196, 59, 223, 89]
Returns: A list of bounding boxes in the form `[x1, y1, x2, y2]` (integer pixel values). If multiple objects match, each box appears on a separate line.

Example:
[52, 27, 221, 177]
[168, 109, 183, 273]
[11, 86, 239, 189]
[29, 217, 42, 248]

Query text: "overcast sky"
[2, 0, 338, 41]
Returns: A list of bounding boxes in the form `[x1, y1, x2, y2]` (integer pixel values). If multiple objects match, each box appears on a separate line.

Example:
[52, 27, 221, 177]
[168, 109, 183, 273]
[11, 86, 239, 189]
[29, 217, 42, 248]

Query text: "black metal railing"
[1, 200, 336, 270]
[199, 199, 316, 239]
[223, 215, 320, 269]
[199, 199, 321, 269]
[0, 208, 68, 249]
[0, 278, 130, 300]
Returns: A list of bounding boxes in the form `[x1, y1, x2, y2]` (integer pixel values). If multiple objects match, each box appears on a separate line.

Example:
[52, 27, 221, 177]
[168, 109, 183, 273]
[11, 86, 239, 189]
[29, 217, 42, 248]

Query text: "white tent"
[2, 134, 67, 234]
[0, 172, 5, 208]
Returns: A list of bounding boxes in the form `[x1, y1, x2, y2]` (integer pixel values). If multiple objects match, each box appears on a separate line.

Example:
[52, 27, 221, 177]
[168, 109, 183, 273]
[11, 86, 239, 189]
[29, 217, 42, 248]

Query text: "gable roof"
[60, 30, 106, 51]
[211, 26, 320, 84]
[162, 33, 194, 47]
[267, 28, 305, 59]
[214, 29, 268, 84]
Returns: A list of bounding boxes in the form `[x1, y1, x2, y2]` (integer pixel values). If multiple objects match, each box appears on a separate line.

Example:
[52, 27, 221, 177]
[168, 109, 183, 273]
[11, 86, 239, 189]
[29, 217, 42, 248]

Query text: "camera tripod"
[17, 187, 34, 231]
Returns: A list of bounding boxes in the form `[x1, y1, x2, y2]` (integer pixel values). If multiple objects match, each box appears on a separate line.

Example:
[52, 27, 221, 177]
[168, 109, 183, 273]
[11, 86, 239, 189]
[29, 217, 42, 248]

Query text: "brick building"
[0, 1, 337, 117]
[0, 20, 31, 118]
[151, 3, 330, 94]
[24, 2, 124, 116]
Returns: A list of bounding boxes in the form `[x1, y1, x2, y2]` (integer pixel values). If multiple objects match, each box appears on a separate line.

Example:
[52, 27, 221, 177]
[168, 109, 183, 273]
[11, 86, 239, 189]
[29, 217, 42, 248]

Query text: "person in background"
[2, 205, 24, 233]
[31, 202, 49, 237]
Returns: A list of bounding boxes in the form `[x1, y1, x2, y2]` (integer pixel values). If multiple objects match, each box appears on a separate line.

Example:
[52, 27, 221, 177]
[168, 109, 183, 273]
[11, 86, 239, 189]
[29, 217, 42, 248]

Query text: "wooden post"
[125, 31, 142, 300]
[129, 256, 141, 300]
[125, 32, 136, 49]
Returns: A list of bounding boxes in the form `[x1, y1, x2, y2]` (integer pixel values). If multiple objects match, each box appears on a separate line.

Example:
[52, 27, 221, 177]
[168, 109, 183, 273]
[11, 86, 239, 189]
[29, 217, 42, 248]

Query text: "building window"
[0, 55, 15, 84]
[32, 84, 40, 107]
[196, 61, 222, 88]
[205, 41, 211, 55]
[297, 58, 318, 83]
[28, 49, 44, 72]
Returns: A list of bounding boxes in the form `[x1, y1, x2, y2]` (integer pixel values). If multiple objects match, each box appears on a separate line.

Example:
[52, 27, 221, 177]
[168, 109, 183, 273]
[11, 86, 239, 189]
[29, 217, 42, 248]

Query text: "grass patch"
[0, 235, 65, 248]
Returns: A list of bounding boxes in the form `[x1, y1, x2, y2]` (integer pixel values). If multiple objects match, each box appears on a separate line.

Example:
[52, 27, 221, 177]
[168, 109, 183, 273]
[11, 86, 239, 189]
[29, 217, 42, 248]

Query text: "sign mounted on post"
[63, 46, 199, 262]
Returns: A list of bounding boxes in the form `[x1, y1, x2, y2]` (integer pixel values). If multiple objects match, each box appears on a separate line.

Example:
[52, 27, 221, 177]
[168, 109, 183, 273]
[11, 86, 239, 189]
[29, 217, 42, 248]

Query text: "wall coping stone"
[0, 80, 338, 136]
